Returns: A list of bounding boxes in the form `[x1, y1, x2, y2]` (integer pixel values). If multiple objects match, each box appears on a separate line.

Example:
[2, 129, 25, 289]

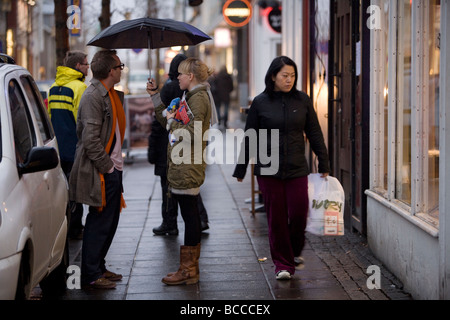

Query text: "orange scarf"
[99, 81, 126, 212]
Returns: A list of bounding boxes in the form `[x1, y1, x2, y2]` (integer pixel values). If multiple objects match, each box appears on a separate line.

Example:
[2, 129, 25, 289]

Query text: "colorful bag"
[175, 93, 194, 124]
[306, 173, 345, 236]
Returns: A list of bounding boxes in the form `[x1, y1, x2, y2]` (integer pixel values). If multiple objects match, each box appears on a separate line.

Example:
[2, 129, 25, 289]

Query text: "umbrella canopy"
[87, 17, 212, 50]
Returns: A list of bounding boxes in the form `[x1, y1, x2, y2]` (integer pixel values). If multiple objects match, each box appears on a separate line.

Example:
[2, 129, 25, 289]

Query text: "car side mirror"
[18, 146, 59, 175]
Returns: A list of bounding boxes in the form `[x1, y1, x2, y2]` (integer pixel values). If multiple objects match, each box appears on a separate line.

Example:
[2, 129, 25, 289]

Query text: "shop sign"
[223, 0, 253, 28]
[267, 6, 281, 33]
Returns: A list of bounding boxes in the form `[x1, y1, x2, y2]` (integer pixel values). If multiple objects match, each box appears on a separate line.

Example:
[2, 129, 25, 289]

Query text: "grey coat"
[69, 78, 125, 207]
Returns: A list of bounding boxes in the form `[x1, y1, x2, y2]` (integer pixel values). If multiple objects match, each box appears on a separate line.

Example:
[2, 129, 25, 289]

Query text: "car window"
[8, 79, 35, 164]
[20, 76, 53, 143]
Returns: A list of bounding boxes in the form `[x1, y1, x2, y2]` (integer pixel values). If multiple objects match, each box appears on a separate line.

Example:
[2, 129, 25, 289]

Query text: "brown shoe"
[103, 270, 123, 281]
[162, 245, 200, 285]
[83, 277, 116, 289]
[166, 243, 201, 277]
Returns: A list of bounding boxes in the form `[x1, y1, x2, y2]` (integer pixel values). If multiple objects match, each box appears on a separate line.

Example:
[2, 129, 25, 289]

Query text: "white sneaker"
[276, 270, 291, 280]
[294, 256, 305, 270]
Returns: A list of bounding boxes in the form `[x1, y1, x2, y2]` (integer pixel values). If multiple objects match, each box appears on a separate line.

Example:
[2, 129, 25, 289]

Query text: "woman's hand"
[166, 111, 175, 121]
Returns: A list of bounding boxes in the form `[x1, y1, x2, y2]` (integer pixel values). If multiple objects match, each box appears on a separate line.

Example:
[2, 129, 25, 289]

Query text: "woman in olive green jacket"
[148, 57, 214, 286]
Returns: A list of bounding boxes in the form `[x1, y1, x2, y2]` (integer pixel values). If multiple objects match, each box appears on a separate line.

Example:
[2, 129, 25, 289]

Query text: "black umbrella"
[87, 17, 212, 50]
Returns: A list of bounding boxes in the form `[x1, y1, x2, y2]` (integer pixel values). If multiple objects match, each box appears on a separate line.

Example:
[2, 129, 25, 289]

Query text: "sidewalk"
[59, 105, 412, 301]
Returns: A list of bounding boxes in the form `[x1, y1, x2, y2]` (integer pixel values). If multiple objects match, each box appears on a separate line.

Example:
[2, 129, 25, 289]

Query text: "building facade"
[367, 0, 448, 300]
[280, 0, 449, 299]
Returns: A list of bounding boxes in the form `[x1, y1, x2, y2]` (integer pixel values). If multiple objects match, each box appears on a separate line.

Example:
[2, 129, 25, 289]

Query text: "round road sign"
[223, 0, 253, 28]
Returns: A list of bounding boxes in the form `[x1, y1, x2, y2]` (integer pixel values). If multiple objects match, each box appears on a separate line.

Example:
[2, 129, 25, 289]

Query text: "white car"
[0, 54, 69, 299]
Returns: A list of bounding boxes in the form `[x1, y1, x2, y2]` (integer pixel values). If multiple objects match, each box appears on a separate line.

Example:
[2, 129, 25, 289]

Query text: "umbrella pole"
[147, 32, 152, 79]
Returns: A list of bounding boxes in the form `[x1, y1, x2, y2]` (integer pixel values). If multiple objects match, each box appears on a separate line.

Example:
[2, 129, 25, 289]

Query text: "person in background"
[233, 56, 330, 280]
[147, 57, 216, 285]
[148, 54, 209, 236]
[48, 50, 89, 239]
[148, 110, 179, 235]
[69, 49, 126, 289]
[214, 66, 233, 128]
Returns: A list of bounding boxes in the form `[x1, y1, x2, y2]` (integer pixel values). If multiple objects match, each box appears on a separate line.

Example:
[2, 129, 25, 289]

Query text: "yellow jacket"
[48, 66, 87, 162]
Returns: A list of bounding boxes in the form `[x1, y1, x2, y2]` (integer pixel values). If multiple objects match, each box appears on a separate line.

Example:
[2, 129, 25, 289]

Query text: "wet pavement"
[33, 105, 412, 306]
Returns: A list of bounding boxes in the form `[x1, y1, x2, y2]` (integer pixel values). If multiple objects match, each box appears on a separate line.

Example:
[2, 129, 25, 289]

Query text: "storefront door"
[329, 0, 369, 234]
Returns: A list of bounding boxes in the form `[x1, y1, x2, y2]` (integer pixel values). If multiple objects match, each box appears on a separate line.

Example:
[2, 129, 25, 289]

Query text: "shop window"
[395, 0, 412, 205]
[371, 0, 440, 225]
[426, 0, 440, 219]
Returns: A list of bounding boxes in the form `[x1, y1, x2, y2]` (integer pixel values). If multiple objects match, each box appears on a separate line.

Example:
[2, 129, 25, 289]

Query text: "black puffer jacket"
[233, 90, 330, 180]
[160, 53, 186, 107]
[147, 53, 187, 176]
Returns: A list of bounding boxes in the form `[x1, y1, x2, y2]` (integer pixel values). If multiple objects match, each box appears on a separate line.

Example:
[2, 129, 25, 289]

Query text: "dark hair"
[63, 50, 87, 69]
[263, 56, 299, 98]
[168, 53, 187, 80]
[91, 49, 117, 80]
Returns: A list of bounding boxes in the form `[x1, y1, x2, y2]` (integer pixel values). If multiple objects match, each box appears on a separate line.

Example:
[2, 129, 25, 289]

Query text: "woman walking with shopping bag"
[233, 56, 330, 280]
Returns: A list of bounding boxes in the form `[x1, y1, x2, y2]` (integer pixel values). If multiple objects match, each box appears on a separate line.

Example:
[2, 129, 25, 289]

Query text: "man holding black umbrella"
[69, 49, 126, 289]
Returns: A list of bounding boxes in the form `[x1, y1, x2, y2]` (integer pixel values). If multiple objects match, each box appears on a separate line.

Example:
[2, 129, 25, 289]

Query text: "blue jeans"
[81, 168, 122, 284]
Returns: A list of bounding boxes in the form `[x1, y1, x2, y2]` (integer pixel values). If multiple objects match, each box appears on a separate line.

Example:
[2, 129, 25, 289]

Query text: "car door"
[6, 76, 52, 280]
[19, 74, 68, 267]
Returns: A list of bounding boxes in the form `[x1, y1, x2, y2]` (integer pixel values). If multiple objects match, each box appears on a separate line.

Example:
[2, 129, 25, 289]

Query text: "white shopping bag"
[306, 173, 345, 236]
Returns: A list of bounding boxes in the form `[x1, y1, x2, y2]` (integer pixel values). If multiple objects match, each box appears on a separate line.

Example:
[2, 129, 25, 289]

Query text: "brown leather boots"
[162, 243, 201, 285]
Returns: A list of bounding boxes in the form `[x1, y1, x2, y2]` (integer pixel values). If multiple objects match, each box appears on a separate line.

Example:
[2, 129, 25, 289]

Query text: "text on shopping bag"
[306, 174, 345, 236]
[311, 199, 343, 213]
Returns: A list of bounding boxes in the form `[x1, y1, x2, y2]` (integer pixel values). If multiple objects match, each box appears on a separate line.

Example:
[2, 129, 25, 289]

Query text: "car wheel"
[39, 235, 69, 298]
[15, 249, 32, 300]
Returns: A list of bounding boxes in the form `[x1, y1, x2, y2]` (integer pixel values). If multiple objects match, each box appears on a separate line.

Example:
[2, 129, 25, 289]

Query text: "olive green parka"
[152, 84, 211, 191]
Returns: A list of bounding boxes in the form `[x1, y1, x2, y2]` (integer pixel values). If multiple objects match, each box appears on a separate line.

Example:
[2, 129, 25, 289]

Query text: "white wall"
[366, 194, 440, 299]
[249, 3, 282, 99]
[438, 0, 450, 300]
[281, 0, 303, 89]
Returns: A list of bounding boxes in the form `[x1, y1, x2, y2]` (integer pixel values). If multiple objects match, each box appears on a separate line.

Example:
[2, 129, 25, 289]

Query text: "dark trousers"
[257, 175, 309, 274]
[160, 174, 178, 228]
[197, 193, 209, 224]
[172, 193, 201, 246]
[161, 175, 209, 228]
[81, 169, 122, 284]
[61, 160, 84, 235]
[215, 100, 230, 127]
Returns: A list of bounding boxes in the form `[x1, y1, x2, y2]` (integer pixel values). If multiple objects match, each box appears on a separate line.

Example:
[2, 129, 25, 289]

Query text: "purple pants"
[257, 175, 309, 274]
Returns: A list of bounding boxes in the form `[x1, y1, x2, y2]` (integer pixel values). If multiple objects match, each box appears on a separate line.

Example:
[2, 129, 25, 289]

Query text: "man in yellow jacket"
[48, 50, 89, 239]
